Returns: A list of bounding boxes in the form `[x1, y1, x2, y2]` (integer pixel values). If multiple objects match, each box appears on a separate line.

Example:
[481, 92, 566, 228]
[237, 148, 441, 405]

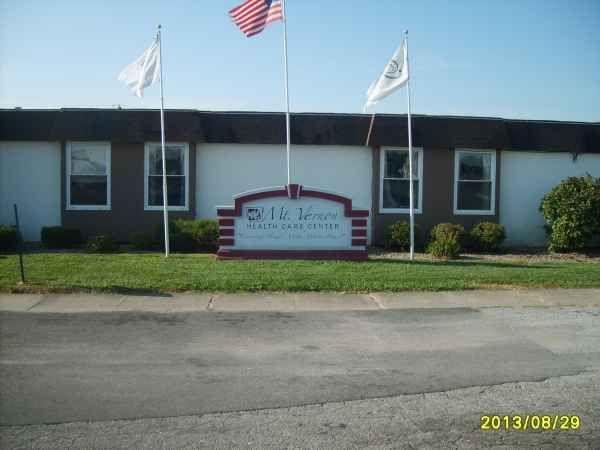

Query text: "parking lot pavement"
[1, 371, 598, 449]
[1, 291, 599, 448]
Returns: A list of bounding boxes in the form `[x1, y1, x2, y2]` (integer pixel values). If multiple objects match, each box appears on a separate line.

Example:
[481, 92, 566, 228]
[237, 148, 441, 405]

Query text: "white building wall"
[500, 151, 600, 246]
[196, 144, 372, 241]
[0, 142, 62, 241]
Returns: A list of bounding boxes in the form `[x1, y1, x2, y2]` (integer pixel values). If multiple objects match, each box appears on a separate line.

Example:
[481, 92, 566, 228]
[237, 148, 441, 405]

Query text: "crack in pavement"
[25, 295, 48, 312]
[368, 293, 386, 310]
[206, 296, 215, 311]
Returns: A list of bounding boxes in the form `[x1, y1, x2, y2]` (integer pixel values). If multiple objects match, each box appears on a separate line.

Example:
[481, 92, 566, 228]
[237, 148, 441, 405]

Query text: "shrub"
[430, 223, 466, 246]
[470, 222, 506, 252]
[540, 175, 600, 252]
[194, 220, 220, 251]
[155, 219, 219, 252]
[130, 232, 157, 251]
[546, 216, 587, 253]
[170, 221, 197, 252]
[0, 225, 19, 252]
[426, 223, 465, 259]
[384, 220, 421, 251]
[41, 226, 83, 249]
[86, 235, 119, 253]
[176, 219, 219, 252]
[426, 235, 461, 259]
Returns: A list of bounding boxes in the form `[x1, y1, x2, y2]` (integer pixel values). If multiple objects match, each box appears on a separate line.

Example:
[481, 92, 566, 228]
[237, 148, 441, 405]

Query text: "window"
[454, 150, 496, 215]
[379, 147, 423, 213]
[144, 142, 189, 211]
[66, 142, 111, 210]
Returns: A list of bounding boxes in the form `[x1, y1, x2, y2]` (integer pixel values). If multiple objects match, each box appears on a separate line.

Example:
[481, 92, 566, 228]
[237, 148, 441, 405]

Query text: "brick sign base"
[217, 184, 369, 260]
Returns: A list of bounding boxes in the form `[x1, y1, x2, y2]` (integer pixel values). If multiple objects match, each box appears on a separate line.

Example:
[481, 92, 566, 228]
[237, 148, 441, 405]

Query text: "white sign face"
[234, 197, 351, 250]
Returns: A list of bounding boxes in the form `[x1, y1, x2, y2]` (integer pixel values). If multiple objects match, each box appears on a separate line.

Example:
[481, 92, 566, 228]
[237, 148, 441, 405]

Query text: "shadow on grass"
[58, 285, 173, 297]
[106, 286, 173, 297]
[0, 283, 174, 297]
[367, 259, 550, 270]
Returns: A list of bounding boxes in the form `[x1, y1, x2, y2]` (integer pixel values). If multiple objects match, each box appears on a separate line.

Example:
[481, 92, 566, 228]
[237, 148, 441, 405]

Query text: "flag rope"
[365, 113, 376, 147]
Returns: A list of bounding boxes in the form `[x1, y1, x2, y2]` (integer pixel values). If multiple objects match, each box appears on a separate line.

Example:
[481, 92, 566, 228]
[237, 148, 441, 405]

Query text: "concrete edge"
[0, 289, 599, 313]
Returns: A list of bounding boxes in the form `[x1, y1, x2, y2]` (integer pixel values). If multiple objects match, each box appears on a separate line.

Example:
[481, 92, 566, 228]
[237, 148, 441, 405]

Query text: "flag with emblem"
[229, 0, 283, 37]
[364, 39, 409, 111]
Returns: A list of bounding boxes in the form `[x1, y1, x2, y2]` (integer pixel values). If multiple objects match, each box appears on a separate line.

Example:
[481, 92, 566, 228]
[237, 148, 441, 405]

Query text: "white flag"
[364, 39, 409, 111]
[118, 37, 160, 98]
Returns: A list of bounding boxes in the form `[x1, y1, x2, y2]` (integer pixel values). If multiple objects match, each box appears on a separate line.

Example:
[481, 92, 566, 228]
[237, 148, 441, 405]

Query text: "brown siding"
[371, 146, 501, 246]
[61, 142, 196, 241]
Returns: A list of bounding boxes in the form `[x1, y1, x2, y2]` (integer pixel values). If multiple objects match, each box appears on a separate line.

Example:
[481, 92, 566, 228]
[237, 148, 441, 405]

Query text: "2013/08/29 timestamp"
[480, 415, 581, 431]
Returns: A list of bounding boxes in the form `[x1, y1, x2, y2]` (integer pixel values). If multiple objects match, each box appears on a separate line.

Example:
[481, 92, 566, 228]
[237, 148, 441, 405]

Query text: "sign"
[217, 184, 369, 260]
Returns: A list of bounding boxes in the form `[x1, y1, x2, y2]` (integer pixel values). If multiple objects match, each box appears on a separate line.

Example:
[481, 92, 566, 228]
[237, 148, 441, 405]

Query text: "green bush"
[430, 223, 466, 246]
[130, 232, 157, 251]
[170, 222, 197, 252]
[384, 220, 421, 251]
[426, 223, 465, 259]
[86, 235, 119, 253]
[176, 219, 219, 252]
[470, 222, 506, 252]
[426, 235, 461, 259]
[195, 220, 220, 251]
[546, 216, 587, 253]
[41, 226, 83, 249]
[0, 225, 19, 252]
[156, 219, 219, 252]
[540, 175, 600, 252]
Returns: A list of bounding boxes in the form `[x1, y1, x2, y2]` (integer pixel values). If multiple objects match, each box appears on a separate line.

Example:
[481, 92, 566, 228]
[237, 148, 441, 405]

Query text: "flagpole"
[158, 25, 170, 257]
[405, 30, 414, 261]
[281, 0, 292, 185]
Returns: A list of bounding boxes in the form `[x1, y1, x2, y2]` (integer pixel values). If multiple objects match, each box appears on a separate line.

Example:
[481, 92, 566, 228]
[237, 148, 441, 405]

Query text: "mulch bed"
[369, 247, 600, 263]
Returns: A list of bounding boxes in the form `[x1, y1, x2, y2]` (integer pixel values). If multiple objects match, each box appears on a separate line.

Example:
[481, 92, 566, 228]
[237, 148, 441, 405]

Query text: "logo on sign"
[246, 207, 264, 222]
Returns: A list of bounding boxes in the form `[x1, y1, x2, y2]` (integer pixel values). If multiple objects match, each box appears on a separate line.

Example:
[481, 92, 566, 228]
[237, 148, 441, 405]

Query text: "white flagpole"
[405, 30, 414, 261]
[281, 0, 292, 185]
[158, 25, 170, 257]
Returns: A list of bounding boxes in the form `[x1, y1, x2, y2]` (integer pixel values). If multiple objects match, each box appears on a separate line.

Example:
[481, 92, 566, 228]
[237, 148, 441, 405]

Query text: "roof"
[1, 108, 598, 153]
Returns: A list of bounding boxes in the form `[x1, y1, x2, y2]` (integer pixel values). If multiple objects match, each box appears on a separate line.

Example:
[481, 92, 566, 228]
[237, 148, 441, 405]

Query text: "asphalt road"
[2, 372, 599, 449]
[1, 306, 599, 448]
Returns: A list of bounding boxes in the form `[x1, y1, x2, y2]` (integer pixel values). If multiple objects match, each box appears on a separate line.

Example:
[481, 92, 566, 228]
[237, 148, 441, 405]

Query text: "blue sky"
[1, 0, 599, 121]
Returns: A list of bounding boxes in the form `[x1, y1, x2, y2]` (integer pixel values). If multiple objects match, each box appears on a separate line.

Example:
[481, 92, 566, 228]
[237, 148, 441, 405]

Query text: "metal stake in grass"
[13, 204, 25, 284]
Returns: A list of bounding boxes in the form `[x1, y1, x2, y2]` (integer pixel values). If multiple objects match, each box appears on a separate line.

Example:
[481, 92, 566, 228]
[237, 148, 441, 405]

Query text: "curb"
[1, 289, 600, 314]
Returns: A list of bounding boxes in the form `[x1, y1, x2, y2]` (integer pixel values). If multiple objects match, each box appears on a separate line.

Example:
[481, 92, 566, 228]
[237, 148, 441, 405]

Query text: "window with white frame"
[144, 143, 189, 210]
[66, 142, 111, 210]
[454, 150, 496, 215]
[380, 147, 423, 213]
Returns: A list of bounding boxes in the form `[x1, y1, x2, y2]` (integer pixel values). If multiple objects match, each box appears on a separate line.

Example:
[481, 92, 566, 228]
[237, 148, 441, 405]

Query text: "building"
[1, 108, 599, 247]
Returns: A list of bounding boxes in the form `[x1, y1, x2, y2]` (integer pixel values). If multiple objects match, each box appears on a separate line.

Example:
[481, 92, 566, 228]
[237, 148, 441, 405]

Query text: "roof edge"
[0, 108, 597, 126]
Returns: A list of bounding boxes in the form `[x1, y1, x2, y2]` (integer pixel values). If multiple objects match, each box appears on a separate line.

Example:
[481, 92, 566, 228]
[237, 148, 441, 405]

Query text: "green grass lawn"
[1, 253, 599, 293]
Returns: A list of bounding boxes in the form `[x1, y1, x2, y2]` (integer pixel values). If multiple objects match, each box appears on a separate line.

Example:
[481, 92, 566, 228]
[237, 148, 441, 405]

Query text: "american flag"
[229, 0, 283, 38]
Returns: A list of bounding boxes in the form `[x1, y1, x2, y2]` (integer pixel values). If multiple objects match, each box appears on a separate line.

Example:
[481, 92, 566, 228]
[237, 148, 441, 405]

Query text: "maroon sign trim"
[217, 184, 369, 218]
[218, 249, 367, 261]
[217, 184, 369, 260]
